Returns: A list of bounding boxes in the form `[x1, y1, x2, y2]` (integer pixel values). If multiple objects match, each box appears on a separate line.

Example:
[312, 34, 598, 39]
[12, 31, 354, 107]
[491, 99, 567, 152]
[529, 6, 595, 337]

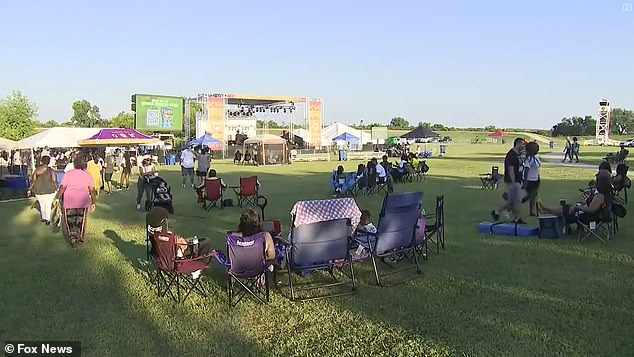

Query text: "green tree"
[0, 90, 38, 140]
[70, 99, 103, 127]
[41, 120, 59, 128]
[431, 123, 446, 131]
[610, 108, 634, 135]
[389, 117, 409, 129]
[188, 102, 203, 135]
[109, 111, 135, 129]
[266, 120, 280, 129]
[256, 120, 266, 128]
[417, 121, 431, 129]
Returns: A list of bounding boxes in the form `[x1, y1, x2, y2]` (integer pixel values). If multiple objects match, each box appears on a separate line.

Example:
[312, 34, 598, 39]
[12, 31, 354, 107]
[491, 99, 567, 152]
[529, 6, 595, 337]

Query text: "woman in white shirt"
[136, 156, 158, 210]
[522, 142, 541, 216]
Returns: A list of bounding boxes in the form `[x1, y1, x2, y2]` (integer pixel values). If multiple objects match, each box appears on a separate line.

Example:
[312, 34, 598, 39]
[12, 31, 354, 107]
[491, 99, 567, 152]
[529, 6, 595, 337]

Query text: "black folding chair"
[480, 166, 501, 190]
[423, 195, 445, 255]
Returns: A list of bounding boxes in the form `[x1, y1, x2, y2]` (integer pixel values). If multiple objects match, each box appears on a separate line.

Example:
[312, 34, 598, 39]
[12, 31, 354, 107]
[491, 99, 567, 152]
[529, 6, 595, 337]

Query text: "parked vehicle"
[620, 138, 634, 147]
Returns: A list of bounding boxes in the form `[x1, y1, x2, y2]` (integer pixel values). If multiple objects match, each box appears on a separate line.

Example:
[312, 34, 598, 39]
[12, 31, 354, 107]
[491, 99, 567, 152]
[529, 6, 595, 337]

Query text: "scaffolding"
[596, 99, 610, 145]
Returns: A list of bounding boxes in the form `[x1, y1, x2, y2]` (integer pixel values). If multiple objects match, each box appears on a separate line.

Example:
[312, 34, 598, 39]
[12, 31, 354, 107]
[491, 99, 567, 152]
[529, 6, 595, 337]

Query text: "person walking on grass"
[104, 150, 116, 194]
[521, 142, 541, 216]
[492, 138, 526, 223]
[562, 137, 572, 163]
[28, 155, 58, 225]
[571, 137, 580, 163]
[180, 146, 196, 188]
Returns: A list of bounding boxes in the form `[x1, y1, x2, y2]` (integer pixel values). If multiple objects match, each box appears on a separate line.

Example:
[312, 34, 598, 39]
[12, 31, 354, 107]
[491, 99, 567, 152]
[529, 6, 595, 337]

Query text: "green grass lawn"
[1, 143, 633, 356]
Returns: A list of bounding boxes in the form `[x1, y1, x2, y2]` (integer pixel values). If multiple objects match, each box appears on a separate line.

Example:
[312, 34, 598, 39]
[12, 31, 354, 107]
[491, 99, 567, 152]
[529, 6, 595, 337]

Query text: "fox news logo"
[5, 341, 80, 356]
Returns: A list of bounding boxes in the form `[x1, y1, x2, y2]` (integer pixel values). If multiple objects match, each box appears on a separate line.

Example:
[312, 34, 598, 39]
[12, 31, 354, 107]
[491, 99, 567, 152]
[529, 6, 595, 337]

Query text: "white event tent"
[15, 127, 104, 149]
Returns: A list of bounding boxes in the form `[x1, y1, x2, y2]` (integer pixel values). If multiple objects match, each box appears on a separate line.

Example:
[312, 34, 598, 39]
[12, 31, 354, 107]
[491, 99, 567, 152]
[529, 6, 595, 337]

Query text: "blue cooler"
[538, 214, 564, 239]
[479, 221, 539, 237]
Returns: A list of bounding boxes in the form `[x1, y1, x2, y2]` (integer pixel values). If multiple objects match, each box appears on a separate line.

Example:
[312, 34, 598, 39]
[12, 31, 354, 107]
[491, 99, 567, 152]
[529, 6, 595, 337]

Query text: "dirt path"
[540, 153, 596, 170]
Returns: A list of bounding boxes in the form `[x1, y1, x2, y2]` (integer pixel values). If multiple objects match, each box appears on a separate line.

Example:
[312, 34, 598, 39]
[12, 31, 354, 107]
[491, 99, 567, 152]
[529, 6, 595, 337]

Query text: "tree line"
[1, 89, 632, 142]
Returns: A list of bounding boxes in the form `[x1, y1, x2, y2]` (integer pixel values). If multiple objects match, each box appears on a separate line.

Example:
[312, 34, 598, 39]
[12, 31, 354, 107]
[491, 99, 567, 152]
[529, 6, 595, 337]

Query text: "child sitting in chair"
[333, 165, 347, 196]
[352, 210, 377, 260]
[195, 169, 227, 203]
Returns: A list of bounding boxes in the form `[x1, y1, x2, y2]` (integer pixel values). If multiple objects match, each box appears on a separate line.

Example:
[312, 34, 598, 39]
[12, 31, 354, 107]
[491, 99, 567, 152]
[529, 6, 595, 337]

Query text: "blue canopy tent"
[186, 133, 223, 150]
[332, 132, 360, 151]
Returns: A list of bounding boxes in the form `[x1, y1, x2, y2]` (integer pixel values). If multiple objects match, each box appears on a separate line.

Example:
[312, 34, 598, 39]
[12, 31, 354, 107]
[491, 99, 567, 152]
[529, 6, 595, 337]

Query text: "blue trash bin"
[440, 145, 447, 155]
[549, 141, 555, 149]
[338, 150, 347, 161]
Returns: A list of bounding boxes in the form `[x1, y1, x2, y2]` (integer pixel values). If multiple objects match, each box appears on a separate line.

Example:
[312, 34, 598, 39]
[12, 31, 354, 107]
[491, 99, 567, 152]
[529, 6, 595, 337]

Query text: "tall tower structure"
[596, 99, 610, 145]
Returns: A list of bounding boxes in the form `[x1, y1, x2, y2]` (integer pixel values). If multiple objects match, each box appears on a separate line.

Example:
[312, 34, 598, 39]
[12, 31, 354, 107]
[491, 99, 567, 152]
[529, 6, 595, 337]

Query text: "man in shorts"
[104, 151, 116, 194]
[180, 146, 196, 188]
[492, 138, 526, 223]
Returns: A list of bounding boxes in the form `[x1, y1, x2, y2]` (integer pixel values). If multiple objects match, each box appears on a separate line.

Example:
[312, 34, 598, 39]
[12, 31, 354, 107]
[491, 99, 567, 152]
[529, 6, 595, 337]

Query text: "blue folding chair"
[356, 191, 423, 286]
[278, 218, 356, 301]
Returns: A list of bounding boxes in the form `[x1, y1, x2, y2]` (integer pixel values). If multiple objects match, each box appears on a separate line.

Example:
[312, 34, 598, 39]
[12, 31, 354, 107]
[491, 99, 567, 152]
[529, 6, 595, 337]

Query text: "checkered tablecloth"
[291, 198, 362, 233]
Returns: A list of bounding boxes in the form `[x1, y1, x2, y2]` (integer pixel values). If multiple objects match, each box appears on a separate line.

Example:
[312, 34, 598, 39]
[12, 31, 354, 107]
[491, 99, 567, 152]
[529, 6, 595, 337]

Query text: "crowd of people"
[491, 137, 626, 229]
[332, 153, 430, 196]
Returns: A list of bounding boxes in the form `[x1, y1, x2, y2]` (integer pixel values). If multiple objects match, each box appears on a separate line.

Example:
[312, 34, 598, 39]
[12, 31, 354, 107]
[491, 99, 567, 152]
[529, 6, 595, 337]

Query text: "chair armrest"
[177, 251, 216, 264]
[354, 230, 377, 237]
[276, 236, 290, 246]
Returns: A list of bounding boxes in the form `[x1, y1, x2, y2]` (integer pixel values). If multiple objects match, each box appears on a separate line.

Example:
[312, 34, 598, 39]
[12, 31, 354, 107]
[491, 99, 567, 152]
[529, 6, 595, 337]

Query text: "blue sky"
[1, 0, 632, 129]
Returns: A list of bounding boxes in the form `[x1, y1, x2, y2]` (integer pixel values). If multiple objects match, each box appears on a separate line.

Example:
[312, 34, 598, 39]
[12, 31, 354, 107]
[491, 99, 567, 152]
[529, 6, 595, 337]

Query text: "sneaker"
[136, 204, 141, 210]
[182, 184, 186, 188]
[491, 210, 500, 221]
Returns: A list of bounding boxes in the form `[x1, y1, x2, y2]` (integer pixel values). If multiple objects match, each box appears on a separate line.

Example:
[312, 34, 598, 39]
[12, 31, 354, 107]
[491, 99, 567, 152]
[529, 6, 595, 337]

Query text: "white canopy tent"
[243, 134, 288, 165]
[322, 122, 372, 148]
[0, 138, 16, 151]
[15, 127, 104, 149]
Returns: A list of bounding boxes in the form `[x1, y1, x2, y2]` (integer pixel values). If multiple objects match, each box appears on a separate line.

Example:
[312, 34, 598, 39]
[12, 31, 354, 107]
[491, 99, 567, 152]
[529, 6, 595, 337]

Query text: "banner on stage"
[207, 96, 226, 141]
[371, 127, 388, 141]
[308, 100, 323, 148]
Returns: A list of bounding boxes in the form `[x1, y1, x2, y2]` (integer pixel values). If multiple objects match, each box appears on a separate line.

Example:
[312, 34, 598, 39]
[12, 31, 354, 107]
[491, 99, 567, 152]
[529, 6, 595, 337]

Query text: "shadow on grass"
[1, 160, 632, 356]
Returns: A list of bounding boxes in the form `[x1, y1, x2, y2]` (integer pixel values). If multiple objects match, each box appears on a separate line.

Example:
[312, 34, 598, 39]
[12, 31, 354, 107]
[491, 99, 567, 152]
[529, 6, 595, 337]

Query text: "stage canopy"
[78, 129, 160, 146]
[244, 134, 287, 145]
[16, 127, 103, 149]
[400, 127, 439, 139]
[0, 138, 16, 150]
[489, 131, 508, 137]
[187, 133, 223, 150]
[225, 94, 306, 106]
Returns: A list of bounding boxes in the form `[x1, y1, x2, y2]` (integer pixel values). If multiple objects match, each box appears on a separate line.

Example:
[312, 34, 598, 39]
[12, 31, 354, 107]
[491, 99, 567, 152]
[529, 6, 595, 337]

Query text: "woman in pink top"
[55, 156, 97, 247]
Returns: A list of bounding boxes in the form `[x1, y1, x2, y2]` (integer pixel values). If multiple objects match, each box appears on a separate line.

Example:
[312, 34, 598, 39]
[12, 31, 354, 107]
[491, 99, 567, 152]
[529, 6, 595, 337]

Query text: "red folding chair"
[202, 179, 223, 210]
[233, 176, 260, 207]
[153, 232, 213, 304]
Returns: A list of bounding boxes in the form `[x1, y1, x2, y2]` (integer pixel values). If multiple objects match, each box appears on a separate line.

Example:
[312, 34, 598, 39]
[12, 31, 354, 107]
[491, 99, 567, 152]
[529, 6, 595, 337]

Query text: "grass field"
[1, 143, 633, 356]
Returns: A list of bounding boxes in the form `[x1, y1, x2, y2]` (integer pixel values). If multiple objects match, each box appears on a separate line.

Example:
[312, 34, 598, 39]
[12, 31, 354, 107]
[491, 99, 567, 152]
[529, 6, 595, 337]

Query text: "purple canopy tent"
[77, 129, 160, 146]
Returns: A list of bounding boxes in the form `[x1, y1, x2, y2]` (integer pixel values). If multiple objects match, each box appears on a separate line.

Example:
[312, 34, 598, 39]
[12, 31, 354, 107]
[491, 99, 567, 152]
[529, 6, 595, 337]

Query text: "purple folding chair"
[226, 232, 270, 307]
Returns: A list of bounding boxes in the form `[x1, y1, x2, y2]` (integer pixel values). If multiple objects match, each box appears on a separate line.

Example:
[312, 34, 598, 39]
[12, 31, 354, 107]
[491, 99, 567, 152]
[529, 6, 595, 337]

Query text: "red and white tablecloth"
[290, 198, 362, 233]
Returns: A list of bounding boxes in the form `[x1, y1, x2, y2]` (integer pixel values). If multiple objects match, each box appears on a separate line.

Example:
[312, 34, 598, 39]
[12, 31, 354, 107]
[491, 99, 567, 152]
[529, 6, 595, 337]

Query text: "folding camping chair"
[226, 232, 271, 307]
[278, 218, 356, 301]
[331, 172, 356, 197]
[153, 231, 213, 304]
[202, 179, 223, 210]
[232, 176, 260, 207]
[480, 166, 501, 190]
[355, 191, 423, 286]
[577, 199, 615, 244]
[366, 175, 391, 196]
[413, 161, 429, 182]
[422, 195, 445, 256]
